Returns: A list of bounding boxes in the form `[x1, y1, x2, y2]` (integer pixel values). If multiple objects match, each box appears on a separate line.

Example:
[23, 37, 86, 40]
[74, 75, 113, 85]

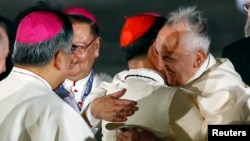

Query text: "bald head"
[0, 24, 9, 74]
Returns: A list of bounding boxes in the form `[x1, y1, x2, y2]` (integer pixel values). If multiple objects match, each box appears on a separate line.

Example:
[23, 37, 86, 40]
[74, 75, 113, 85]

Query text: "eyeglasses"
[243, 3, 250, 13]
[71, 36, 98, 54]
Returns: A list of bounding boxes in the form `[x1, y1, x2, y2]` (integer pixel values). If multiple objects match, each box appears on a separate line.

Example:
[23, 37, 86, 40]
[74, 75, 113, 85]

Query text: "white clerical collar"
[185, 54, 216, 84]
[12, 67, 52, 89]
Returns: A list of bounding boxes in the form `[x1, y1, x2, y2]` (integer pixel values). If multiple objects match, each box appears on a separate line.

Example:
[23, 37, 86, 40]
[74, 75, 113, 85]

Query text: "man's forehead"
[158, 25, 171, 36]
[156, 25, 171, 45]
[157, 25, 184, 47]
[158, 24, 186, 38]
[156, 26, 190, 57]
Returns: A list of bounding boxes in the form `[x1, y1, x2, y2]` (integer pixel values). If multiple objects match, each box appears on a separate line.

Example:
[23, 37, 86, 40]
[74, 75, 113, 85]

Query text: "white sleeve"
[86, 101, 101, 127]
[81, 87, 107, 127]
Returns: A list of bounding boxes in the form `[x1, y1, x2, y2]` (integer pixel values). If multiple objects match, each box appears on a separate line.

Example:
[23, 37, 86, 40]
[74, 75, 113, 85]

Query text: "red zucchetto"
[16, 11, 63, 44]
[63, 7, 97, 24]
[120, 14, 156, 47]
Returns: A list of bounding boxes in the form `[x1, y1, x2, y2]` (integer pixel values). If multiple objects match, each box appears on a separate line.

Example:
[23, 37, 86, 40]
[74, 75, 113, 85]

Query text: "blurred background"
[0, 0, 247, 76]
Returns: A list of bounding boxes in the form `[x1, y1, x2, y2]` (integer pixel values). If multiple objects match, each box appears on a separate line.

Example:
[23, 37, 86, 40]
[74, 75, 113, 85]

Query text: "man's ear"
[194, 50, 206, 68]
[53, 50, 64, 71]
[94, 36, 101, 58]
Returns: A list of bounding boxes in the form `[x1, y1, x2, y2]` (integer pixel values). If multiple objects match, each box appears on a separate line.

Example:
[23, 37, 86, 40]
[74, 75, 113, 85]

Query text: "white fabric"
[82, 54, 250, 140]
[0, 67, 95, 141]
[81, 73, 113, 127]
[184, 54, 250, 125]
[99, 68, 205, 141]
[63, 71, 112, 112]
[62, 71, 112, 136]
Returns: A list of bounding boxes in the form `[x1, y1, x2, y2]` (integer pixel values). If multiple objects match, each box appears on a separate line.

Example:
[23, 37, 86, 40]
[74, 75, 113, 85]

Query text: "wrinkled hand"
[91, 89, 138, 122]
[117, 127, 163, 141]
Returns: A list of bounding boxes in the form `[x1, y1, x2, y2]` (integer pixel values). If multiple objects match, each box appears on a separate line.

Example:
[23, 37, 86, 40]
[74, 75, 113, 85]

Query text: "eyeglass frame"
[243, 3, 250, 13]
[71, 36, 99, 54]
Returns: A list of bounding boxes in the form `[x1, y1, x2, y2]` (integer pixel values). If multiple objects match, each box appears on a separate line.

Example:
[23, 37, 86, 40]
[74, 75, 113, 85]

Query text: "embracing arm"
[82, 88, 138, 127]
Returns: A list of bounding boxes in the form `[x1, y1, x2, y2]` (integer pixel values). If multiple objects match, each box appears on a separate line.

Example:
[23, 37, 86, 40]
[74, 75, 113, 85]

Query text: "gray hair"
[167, 6, 210, 54]
[12, 27, 72, 66]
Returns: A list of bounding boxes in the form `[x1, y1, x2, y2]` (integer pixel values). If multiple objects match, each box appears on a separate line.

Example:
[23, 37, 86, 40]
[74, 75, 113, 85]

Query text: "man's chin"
[67, 71, 78, 77]
[166, 76, 179, 86]
[166, 81, 177, 86]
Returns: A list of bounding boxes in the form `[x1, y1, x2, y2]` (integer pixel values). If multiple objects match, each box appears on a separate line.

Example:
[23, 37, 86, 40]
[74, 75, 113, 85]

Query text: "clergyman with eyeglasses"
[54, 6, 138, 140]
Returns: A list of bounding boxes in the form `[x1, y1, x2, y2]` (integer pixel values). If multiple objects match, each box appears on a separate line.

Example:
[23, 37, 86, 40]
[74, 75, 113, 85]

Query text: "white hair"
[167, 6, 211, 54]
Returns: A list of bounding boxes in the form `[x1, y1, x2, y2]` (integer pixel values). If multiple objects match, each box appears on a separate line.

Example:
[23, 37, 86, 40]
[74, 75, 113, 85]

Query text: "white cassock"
[184, 54, 250, 125]
[84, 53, 250, 141]
[58, 71, 112, 136]
[98, 68, 205, 141]
[0, 67, 95, 141]
[61, 71, 112, 112]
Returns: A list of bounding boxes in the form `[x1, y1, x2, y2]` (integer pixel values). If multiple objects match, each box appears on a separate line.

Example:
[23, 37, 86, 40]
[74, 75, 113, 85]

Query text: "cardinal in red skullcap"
[98, 11, 208, 141]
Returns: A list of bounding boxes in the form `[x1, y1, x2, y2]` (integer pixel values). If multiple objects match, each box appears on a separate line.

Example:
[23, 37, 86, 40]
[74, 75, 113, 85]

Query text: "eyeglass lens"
[71, 36, 98, 54]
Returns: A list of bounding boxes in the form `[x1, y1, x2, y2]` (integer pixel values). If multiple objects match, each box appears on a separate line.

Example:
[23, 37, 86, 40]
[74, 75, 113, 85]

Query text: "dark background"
[0, 0, 247, 76]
